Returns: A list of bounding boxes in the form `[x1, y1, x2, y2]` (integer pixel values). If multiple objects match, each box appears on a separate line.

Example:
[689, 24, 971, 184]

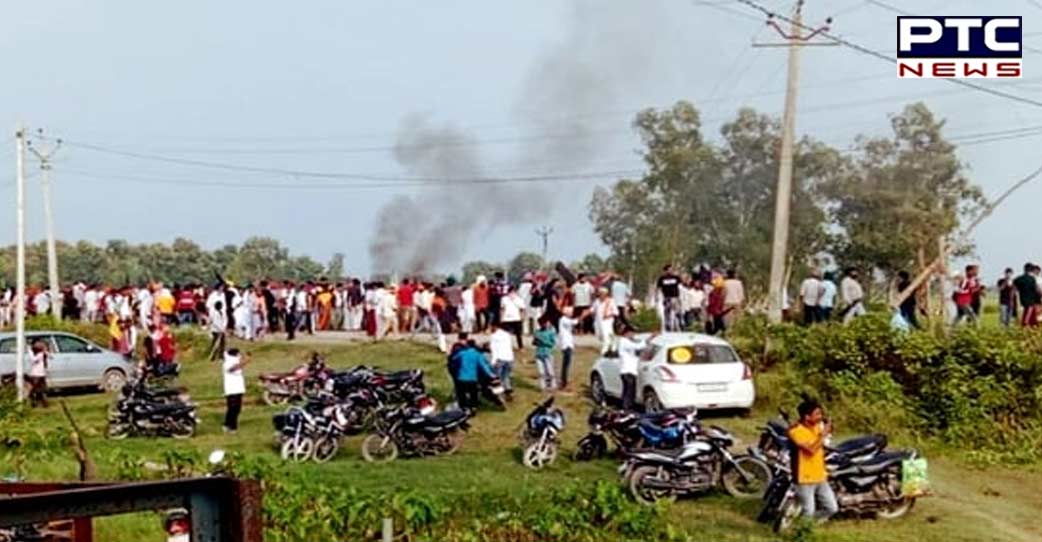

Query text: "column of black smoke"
[369, 0, 671, 274]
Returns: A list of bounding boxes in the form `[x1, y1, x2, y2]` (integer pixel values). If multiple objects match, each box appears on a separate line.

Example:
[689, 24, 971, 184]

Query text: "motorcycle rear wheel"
[572, 436, 607, 462]
[721, 455, 772, 499]
[281, 437, 314, 462]
[440, 431, 464, 456]
[876, 497, 915, 519]
[628, 465, 675, 506]
[312, 437, 340, 463]
[361, 435, 399, 463]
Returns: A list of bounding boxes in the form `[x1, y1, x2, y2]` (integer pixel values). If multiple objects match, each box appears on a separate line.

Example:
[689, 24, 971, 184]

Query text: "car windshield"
[667, 344, 738, 365]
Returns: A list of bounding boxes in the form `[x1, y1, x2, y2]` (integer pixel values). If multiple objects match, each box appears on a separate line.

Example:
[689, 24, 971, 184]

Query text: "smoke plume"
[369, 0, 673, 274]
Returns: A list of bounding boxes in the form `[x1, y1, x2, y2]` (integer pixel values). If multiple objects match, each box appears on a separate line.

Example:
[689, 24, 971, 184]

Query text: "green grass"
[12, 332, 1042, 542]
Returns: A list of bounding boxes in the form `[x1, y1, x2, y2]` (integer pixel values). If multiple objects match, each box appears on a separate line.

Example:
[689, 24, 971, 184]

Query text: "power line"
[729, 0, 1042, 109]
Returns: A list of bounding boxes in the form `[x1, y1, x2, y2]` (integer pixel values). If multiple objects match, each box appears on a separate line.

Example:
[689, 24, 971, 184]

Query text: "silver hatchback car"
[0, 331, 137, 392]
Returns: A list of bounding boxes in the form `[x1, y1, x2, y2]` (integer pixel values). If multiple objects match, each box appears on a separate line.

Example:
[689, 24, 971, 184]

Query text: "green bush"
[628, 307, 661, 333]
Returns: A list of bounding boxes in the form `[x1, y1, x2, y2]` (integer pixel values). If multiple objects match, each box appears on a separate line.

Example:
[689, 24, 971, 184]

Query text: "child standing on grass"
[532, 318, 557, 392]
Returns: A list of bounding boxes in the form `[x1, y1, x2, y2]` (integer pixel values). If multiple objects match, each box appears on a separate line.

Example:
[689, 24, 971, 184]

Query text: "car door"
[51, 334, 98, 386]
[0, 337, 17, 381]
[598, 351, 622, 398]
[636, 342, 661, 392]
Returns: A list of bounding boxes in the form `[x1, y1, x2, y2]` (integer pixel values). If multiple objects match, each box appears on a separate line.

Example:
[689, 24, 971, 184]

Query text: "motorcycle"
[621, 424, 772, 505]
[574, 407, 697, 461]
[769, 449, 920, 532]
[259, 354, 332, 406]
[107, 397, 198, 439]
[756, 409, 888, 467]
[360, 404, 470, 463]
[520, 397, 566, 469]
[273, 406, 319, 462]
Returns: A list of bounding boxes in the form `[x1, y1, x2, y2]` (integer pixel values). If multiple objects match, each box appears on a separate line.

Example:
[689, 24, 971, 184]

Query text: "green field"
[13, 335, 1042, 542]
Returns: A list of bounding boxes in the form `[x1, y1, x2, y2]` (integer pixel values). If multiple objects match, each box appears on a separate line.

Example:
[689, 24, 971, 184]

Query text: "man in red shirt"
[954, 265, 982, 326]
[397, 279, 415, 334]
[176, 286, 197, 325]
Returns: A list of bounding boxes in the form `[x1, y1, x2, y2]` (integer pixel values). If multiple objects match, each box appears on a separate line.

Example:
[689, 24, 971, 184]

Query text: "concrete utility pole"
[14, 124, 27, 402]
[27, 132, 63, 320]
[535, 226, 554, 265]
[758, 1, 834, 323]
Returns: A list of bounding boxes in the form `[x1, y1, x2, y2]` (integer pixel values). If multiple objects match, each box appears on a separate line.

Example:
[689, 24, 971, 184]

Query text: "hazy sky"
[1, 1, 1040, 277]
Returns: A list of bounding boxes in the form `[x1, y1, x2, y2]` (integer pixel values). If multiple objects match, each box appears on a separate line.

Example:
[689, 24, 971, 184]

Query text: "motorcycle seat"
[138, 402, 193, 415]
[424, 409, 468, 428]
[836, 450, 910, 476]
[378, 370, 420, 385]
[827, 434, 887, 458]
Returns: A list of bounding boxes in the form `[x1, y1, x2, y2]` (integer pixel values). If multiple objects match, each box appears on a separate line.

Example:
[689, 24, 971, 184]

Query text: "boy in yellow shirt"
[788, 399, 839, 522]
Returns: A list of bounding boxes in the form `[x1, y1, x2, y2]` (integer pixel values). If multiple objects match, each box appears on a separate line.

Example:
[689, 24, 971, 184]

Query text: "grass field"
[13, 334, 1042, 542]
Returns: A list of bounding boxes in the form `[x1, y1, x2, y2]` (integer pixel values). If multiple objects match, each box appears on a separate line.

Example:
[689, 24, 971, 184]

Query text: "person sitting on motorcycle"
[451, 340, 495, 411]
[788, 398, 839, 523]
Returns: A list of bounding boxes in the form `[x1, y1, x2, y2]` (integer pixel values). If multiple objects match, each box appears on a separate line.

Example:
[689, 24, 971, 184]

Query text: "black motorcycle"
[768, 449, 920, 532]
[574, 407, 697, 460]
[107, 397, 197, 439]
[360, 404, 470, 463]
[621, 424, 772, 505]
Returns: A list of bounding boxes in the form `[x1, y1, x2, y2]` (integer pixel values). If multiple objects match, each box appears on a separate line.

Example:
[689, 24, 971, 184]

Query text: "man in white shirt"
[83, 287, 99, 323]
[517, 275, 533, 334]
[557, 308, 579, 391]
[571, 274, 595, 334]
[500, 287, 526, 349]
[799, 270, 824, 325]
[488, 322, 515, 398]
[207, 301, 227, 362]
[222, 348, 249, 433]
[32, 289, 51, 317]
[617, 327, 656, 411]
[610, 274, 631, 329]
[840, 268, 866, 324]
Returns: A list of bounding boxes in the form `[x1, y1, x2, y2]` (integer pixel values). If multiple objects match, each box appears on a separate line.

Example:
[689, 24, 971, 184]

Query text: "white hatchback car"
[589, 332, 755, 413]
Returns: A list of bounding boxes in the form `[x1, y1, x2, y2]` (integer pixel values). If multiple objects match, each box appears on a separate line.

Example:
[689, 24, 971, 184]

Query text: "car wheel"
[642, 389, 663, 413]
[101, 369, 127, 392]
[590, 373, 607, 405]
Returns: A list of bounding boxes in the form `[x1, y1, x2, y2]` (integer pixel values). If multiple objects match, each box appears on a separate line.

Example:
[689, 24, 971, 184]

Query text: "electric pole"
[27, 132, 63, 320]
[757, 1, 834, 323]
[14, 124, 27, 402]
[535, 226, 554, 265]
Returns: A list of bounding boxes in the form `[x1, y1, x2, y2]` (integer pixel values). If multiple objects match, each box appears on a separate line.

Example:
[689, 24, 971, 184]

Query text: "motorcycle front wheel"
[773, 493, 803, 533]
[170, 421, 195, 440]
[522, 441, 557, 470]
[572, 435, 607, 462]
[281, 437, 314, 462]
[361, 434, 399, 463]
[107, 423, 130, 440]
[628, 465, 675, 506]
[876, 497, 915, 520]
[721, 455, 772, 499]
[312, 437, 340, 463]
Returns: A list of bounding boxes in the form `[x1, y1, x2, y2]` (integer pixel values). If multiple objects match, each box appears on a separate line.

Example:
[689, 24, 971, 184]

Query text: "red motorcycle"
[259, 354, 331, 406]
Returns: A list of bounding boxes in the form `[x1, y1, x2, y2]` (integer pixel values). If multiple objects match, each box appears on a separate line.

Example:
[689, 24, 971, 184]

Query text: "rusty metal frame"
[0, 477, 261, 542]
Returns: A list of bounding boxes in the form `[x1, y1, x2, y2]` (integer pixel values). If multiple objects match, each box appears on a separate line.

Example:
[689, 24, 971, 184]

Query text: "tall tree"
[507, 252, 545, 283]
[823, 102, 985, 279]
[461, 261, 502, 285]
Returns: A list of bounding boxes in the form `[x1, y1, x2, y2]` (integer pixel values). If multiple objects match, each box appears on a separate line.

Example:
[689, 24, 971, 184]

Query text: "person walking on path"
[207, 301, 227, 362]
[533, 319, 558, 392]
[222, 348, 249, 434]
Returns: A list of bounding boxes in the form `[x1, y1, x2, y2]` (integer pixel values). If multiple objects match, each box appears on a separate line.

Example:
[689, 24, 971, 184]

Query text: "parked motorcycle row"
[269, 363, 471, 464]
[106, 377, 198, 439]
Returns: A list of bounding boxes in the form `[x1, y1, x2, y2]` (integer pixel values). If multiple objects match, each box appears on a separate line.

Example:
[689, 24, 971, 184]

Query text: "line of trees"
[589, 101, 985, 298]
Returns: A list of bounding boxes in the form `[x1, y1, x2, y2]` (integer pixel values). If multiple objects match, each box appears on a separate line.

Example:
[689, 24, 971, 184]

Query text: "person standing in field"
[460, 284, 476, 333]
[488, 322, 516, 400]
[473, 276, 490, 333]
[788, 398, 839, 522]
[596, 288, 618, 355]
[705, 277, 726, 335]
[397, 278, 415, 334]
[617, 327, 655, 411]
[656, 265, 682, 332]
[819, 272, 837, 322]
[207, 301, 228, 362]
[722, 269, 745, 328]
[799, 270, 824, 325]
[895, 270, 920, 329]
[997, 268, 1017, 327]
[953, 265, 982, 326]
[500, 286, 526, 349]
[557, 308, 579, 392]
[1013, 263, 1041, 327]
[839, 268, 866, 323]
[27, 340, 51, 408]
[222, 348, 249, 434]
[571, 274, 595, 334]
[610, 272, 631, 331]
[533, 318, 558, 392]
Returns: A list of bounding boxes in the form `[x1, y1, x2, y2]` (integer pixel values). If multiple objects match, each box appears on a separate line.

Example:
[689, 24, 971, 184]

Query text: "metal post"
[28, 134, 62, 320]
[14, 124, 27, 402]
[766, 4, 804, 323]
[381, 517, 393, 542]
